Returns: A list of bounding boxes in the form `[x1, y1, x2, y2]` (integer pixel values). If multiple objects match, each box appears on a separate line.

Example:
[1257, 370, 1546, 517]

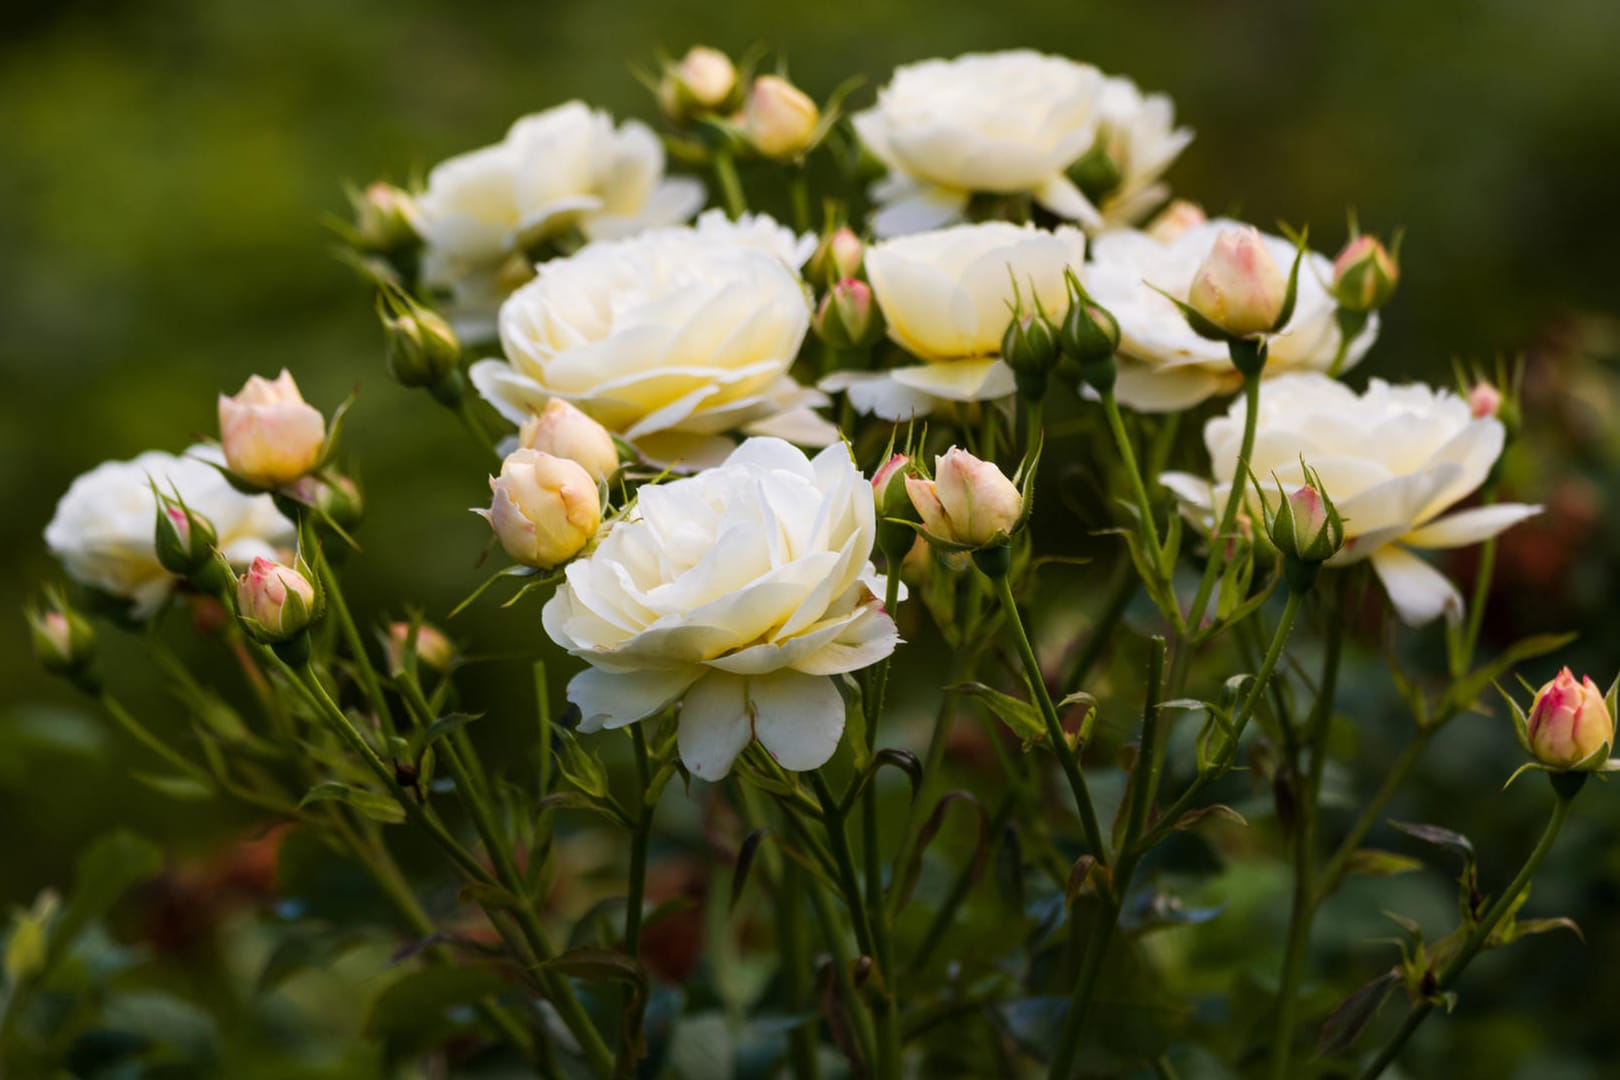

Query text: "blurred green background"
[6, 0, 1620, 1075]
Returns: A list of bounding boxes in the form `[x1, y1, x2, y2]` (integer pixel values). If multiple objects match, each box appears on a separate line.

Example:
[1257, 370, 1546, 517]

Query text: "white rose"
[1086, 76, 1194, 228]
[543, 438, 901, 779]
[470, 212, 834, 469]
[853, 51, 1105, 237]
[44, 446, 294, 619]
[1161, 373, 1540, 625]
[1082, 218, 1379, 411]
[415, 101, 706, 338]
[820, 222, 1086, 420]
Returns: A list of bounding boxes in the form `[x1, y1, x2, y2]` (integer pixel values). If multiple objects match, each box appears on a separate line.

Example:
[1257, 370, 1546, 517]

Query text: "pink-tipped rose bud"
[739, 76, 819, 160]
[477, 449, 601, 568]
[236, 557, 317, 643]
[154, 498, 219, 576]
[813, 279, 884, 350]
[27, 595, 96, 677]
[1467, 381, 1502, 420]
[872, 453, 917, 521]
[1527, 667, 1613, 769]
[1187, 227, 1289, 337]
[905, 448, 1023, 549]
[518, 399, 620, 481]
[1145, 199, 1208, 243]
[218, 370, 327, 489]
[384, 621, 455, 676]
[1331, 234, 1399, 313]
[807, 226, 864, 289]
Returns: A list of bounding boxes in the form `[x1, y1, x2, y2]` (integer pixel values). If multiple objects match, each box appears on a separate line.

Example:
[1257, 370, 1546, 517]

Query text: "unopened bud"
[518, 399, 620, 481]
[1188, 228, 1288, 338]
[1527, 668, 1613, 770]
[806, 226, 864, 290]
[1145, 199, 1207, 243]
[814, 279, 885, 349]
[657, 46, 739, 122]
[385, 621, 455, 676]
[739, 76, 819, 161]
[1467, 381, 1501, 420]
[1266, 480, 1344, 566]
[349, 182, 421, 254]
[379, 291, 461, 389]
[1331, 235, 1399, 313]
[1067, 131, 1124, 205]
[236, 557, 318, 643]
[27, 594, 96, 677]
[477, 449, 601, 569]
[905, 448, 1023, 551]
[154, 498, 218, 576]
[218, 370, 327, 489]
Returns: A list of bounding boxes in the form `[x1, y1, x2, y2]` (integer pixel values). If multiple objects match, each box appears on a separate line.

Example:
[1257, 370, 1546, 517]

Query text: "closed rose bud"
[236, 557, 317, 643]
[477, 449, 601, 568]
[806, 226, 864, 289]
[1145, 199, 1208, 243]
[218, 370, 327, 489]
[659, 46, 738, 121]
[27, 595, 95, 677]
[814, 279, 884, 349]
[1331, 235, 1399, 313]
[518, 399, 620, 481]
[1467, 380, 1502, 419]
[740, 76, 819, 160]
[378, 292, 460, 389]
[872, 453, 917, 522]
[154, 498, 218, 575]
[1002, 309, 1060, 378]
[284, 473, 364, 529]
[905, 448, 1023, 550]
[1265, 474, 1344, 568]
[384, 621, 455, 676]
[1527, 667, 1613, 769]
[1188, 227, 1289, 337]
[349, 181, 421, 254]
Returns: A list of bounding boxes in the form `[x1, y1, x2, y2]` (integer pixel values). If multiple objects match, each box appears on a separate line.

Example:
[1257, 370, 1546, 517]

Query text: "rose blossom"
[471, 212, 831, 469]
[44, 446, 293, 619]
[820, 222, 1086, 420]
[1161, 373, 1540, 625]
[1526, 668, 1613, 769]
[542, 438, 900, 779]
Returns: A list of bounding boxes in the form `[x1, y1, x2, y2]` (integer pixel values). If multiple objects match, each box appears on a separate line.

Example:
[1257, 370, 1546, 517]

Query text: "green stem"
[790, 169, 812, 232]
[1182, 370, 1262, 645]
[313, 547, 398, 740]
[1136, 590, 1305, 855]
[908, 795, 1014, 971]
[860, 567, 905, 1078]
[1270, 588, 1344, 1080]
[1317, 730, 1433, 903]
[456, 395, 500, 459]
[1355, 777, 1581, 1080]
[991, 571, 1109, 864]
[1459, 487, 1500, 671]
[1101, 388, 1164, 566]
[1061, 559, 1137, 696]
[809, 771, 875, 959]
[99, 692, 217, 787]
[714, 148, 747, 218]
[777, 857, 821, 1080]
[625, 724, 653, 958]
[1048, 901, 1118, 1080]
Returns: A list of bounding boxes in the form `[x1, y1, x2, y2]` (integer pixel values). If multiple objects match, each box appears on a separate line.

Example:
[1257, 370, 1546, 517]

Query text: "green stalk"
[1355, 775, 1582, 1080]
[1101, 388, 1164, 565]
[313, 548, 398, 740]
[99, 692, 218, 789]
[625, 724, 653, 959]
[991, 571, 1109, 863]
[1316, 731, 1433, 905]
[778, 857, 822, 1080]
[860, 568, 904, 1077]
[1270, 589, 1345, 1080]
[808, 772, 876, 960]
[714, 148, 747, 218]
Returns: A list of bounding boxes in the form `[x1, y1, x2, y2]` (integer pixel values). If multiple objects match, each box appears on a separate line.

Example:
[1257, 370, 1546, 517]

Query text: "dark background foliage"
[5, 0, 1620, 1075]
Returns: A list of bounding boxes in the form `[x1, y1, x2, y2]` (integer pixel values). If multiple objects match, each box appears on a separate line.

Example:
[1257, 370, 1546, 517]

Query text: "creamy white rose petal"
[44, 446, 294, 619]
[542, 438, 902, 780]
[1161, 373, 1540, 626]
[1083, 219, 1379, 412]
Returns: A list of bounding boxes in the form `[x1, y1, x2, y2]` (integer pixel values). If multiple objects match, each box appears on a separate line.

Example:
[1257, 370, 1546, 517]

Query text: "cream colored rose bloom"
[1082, 219, 1379, 411]
[471, 212, 832, 469]
[416, 101, 706, 338]
[1161, 374, 1540, 625]
[854, 51, 1105, 237]
[821, 222, 1085, 420]
[44, 446, 294, 619]
[543, 438, 900, 779]
[1085, 76, 1195, 228]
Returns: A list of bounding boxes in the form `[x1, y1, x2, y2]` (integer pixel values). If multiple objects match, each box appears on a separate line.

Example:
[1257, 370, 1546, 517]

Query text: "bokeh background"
[6, 0, 1620, 1076]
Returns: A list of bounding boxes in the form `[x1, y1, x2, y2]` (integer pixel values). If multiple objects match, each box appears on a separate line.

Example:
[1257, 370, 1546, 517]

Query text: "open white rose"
[543, 438, 901, 779]
[44, 446, 294, 619]
[1161, 373, 1540, 625]
[416, 101, 706, 338]
[821, 222, 1086, 420]
[1084, 76, 1195, 228]
[471, 212, 832, 469]
[854, 51, 1106, 237]
[1082, 219, 1379, 411]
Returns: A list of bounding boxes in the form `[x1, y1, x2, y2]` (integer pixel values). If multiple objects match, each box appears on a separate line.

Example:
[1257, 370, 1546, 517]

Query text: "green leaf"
[1342, 849, 1425, 878]
[553, 728, 612, 799]
[1317, 969, 1400, 1058]
[950, 682, 1044, 744]
[131, 770, 216, 802]
[365, 965, 512, 1040]
[299, 781, 406, 825]
[1172, 804, 1248, 832]
[411, 712, 480, 759]
[841, 748, 923, 813]
[542, 946, 648, 1060]
[47, 830, 163, 971]
[259, 926, 375, 991]
[1502, 915, 1583, 945]
[731, 828, 769, 913]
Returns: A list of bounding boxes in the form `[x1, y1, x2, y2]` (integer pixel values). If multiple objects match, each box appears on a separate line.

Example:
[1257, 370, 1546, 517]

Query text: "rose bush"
[541, 438, 898, 779]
